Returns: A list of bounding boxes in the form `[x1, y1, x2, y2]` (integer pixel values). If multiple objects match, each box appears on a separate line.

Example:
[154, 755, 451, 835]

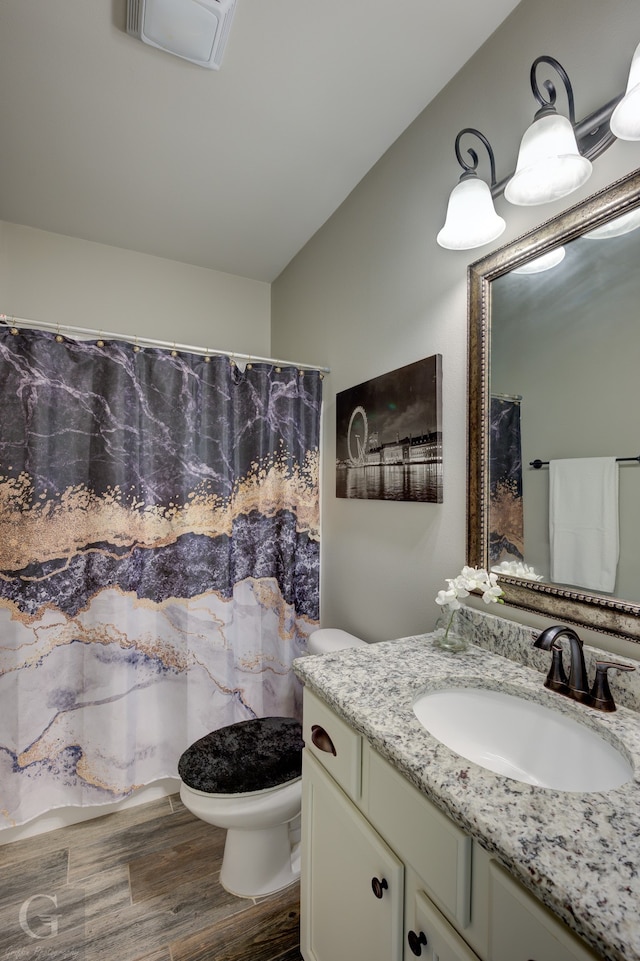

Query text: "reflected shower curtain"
[0, 327, 322, 828]
[489, 395, 524, 565]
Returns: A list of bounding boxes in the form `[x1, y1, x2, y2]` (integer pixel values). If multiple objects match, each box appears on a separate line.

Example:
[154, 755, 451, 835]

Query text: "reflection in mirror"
[491, 221, 640, 597]
[468, 169, 640, 642]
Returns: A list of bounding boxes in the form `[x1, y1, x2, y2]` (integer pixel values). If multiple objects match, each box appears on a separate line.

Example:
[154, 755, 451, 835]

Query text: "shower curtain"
[0, 326, 322, 829]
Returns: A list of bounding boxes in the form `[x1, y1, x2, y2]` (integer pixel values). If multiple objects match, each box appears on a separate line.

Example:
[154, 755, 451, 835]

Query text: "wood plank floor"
[0, 794, 302, 961]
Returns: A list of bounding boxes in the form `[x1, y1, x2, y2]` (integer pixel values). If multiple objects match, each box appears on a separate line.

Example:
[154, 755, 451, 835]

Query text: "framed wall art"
[336, 355, 442, 502]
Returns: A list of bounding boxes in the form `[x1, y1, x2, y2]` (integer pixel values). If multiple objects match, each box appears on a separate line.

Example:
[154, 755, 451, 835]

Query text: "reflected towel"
[549, 457, 619, 593]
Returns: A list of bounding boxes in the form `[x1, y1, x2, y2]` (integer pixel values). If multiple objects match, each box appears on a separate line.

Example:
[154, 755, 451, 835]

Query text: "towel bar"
[529, 455, 640, 469]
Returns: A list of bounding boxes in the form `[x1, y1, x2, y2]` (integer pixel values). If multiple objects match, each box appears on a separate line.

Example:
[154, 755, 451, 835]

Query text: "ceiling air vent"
[126, 0, 237, 70]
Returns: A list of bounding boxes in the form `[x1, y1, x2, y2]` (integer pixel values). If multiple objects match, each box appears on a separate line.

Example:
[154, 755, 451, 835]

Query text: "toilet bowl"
[179, 778, 303, 898]
[178, 628, 366, 898]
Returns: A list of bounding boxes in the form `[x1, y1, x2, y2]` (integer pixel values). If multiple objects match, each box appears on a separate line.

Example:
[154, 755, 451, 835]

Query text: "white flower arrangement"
[435, 565, 504, 644]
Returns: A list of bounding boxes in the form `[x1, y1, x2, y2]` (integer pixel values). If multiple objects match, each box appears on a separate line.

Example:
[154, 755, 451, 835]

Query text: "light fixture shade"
[504, 112, 592, 206]
[436, 176, 506, 250]
[610, 42, 640, 140]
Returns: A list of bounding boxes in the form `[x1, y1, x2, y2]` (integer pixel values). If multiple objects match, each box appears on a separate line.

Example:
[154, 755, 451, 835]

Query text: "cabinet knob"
[371, 876, 388, 899]
[311, 724, 337, 755]
[407, 930, 428, 956]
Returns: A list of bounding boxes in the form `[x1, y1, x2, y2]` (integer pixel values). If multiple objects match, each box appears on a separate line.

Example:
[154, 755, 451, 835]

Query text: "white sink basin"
[413, 687, 633, 792]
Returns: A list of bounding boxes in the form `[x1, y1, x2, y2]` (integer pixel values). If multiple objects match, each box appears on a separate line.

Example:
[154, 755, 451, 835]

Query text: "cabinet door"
[406, 880, 481, 961]
[301, 751, 404, 961]
[489, 861, 602, 961]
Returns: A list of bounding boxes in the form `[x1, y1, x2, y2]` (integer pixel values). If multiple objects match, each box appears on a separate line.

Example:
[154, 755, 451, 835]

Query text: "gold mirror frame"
[468, 167, 640, 643]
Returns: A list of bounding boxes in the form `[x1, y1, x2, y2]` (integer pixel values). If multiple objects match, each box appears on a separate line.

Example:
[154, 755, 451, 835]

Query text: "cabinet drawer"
[303, 688, 362, 801]
[489, 860, 601, 961]
[365, 746, 471, 929]
[407, 882, 481, 961]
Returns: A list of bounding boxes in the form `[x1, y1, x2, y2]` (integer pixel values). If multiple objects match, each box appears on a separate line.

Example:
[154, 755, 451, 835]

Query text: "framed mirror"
[468, 167, 640, 642]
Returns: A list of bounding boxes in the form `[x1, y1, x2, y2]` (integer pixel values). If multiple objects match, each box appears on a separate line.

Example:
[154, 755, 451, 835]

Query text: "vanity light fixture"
[436, 129, 506, 250]
[504, 58, 592, 206]
[610, 41, 640, 140]
[438, 52, 634, 250]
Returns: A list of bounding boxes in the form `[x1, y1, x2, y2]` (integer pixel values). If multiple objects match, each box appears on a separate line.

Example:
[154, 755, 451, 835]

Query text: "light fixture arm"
[572, 94, 622, 163]
[454, 128, 498, 186]
[530, 56, 576, 122]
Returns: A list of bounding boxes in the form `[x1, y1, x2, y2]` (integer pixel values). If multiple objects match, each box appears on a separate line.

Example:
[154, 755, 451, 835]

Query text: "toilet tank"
[307, 628, 367, 655]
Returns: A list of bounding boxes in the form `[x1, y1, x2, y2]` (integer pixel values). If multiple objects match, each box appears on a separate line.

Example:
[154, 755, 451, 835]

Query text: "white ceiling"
[0, 0, 522, 282]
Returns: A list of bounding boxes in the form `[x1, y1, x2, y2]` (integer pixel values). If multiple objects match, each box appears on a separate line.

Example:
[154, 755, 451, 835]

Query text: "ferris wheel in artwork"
[347, 406, 369, 466]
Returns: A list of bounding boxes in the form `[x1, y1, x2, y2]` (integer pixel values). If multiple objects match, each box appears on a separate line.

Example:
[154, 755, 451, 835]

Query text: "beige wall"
[0, 221, 270, 352]
[271, 0, 640, 653]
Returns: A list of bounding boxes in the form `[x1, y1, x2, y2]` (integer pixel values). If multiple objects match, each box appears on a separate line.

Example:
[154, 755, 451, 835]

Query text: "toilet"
[178, 628, 366, 898]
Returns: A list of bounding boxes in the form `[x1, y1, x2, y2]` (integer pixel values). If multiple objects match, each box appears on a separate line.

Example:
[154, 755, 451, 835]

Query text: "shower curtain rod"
[0, 314, 331, 374]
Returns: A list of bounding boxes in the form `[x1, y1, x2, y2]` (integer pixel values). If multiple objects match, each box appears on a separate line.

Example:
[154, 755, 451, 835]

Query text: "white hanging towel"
[549, 457, 619, 593]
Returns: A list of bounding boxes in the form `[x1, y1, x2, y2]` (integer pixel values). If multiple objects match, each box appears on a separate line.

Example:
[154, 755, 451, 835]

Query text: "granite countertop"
[294, 635, 640, 961]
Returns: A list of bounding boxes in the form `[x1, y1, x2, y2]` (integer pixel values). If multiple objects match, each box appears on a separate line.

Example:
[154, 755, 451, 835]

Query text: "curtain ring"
[204, 347, 211, 363]
[0, 314, 18, 336]
[171, 342, 178, 358]
[55, 323, 64, 343]
[97, 331, 105, 348]
[133, 335, 140, 353]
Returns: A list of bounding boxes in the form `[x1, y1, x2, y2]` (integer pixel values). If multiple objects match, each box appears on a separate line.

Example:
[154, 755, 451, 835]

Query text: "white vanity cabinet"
[301, 687, 603, 961]
[301, 688, 484, 961]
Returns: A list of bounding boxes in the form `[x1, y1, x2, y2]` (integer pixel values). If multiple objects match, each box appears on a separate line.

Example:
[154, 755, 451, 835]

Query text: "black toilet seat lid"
[178, 716, 303, 795]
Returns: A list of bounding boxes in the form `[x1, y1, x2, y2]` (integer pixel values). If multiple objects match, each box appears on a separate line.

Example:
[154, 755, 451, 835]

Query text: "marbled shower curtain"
[0, 327, 322, 828]
[489, 395, 524, 566]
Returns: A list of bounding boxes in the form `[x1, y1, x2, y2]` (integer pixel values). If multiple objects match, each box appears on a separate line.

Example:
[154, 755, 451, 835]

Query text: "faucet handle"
[544, 641, 569, 693]
[590, 660, 636, 712]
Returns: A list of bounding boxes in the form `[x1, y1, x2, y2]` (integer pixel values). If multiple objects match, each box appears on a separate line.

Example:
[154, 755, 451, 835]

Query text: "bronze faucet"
[534, 625, 635, 712]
